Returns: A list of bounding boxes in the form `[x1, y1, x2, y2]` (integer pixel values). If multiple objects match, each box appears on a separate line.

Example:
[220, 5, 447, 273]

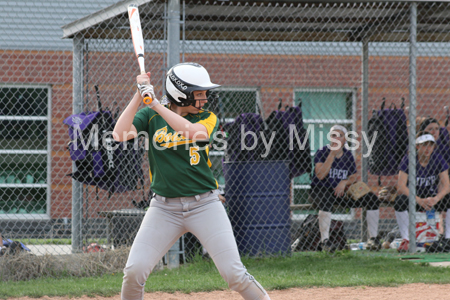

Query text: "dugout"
[62, 0, 450, 255]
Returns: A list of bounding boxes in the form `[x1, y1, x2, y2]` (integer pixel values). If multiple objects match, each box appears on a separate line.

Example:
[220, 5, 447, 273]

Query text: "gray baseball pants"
[121, 189, 269, 300]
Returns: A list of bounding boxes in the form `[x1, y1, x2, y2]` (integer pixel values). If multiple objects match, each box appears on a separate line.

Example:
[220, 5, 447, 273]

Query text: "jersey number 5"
[189, 146, 200, 165]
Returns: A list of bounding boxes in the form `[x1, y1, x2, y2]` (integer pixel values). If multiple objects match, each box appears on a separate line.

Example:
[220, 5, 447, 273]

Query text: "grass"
[14, 238, 108, 245]
[1, 250, 450, 298]
[15, 238, 72, 245]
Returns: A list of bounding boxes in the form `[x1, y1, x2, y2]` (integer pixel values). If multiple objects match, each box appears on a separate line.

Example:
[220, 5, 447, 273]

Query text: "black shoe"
[366, 236, 382, 251]
[426, 237, 450, 253]
[322, 239, 337, 253]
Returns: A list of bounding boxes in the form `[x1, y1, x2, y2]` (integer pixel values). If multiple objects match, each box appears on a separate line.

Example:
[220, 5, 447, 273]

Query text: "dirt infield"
[9, 283, 450, 300]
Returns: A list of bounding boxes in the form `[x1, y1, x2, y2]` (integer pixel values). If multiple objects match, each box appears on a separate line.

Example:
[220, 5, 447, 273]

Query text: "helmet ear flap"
[165, 76, 187, 104]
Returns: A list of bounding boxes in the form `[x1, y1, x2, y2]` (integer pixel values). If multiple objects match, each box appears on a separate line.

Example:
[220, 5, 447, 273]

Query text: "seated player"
[417, 117, 450, 243]
[310, 125, 381, 252]
[394, 131, 450, 252]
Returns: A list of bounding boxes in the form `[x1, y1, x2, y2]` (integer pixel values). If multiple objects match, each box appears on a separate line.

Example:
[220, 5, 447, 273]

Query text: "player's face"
[417, 141, 435, 157]
[424, 122, 440, 141]
[329, 130, 346, 150]
[186, 90, 208, 113]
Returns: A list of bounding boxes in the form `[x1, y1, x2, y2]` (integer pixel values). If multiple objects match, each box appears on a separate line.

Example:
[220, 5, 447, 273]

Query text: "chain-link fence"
[2, 0, 450, 270]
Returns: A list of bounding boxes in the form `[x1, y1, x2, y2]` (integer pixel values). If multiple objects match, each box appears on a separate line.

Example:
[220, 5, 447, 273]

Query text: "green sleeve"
[132, 107, 151, 134]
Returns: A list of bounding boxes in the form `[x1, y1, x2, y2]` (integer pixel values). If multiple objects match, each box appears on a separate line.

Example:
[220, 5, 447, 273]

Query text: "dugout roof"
[62, 0, 450, 42]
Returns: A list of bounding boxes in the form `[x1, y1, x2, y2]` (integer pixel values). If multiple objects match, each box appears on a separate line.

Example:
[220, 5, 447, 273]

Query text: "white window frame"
[0, 84, 51, 220]
[292, 87, 357, 221]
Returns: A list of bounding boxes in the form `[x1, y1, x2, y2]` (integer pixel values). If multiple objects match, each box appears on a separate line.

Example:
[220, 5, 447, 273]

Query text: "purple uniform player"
[395, 131, 450, 253]
[311, 125, 381, 252]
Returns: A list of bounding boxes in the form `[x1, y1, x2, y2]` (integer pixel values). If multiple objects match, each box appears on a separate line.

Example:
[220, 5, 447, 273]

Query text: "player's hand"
[136, 72, 151, 85]
[334, 181, 347, 197]
[417, 197, 431, 210]
[329, 147, 343, 159]
[329, 148, 339, 158]
[136, 73, 159, 108]
[137, 83, 159, 107]
[218, 194, 226, 203]
[426, 196, 440, 208]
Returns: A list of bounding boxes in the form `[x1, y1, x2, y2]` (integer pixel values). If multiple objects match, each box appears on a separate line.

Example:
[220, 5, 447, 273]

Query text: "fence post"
[167, 0, 181, 269]
[408, 1, 418, 253]
[71, 34, 84, 253]
[361, 36, 369, 242]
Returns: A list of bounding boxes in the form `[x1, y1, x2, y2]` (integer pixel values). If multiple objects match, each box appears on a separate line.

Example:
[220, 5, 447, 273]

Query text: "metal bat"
[128, 4, 152, 105]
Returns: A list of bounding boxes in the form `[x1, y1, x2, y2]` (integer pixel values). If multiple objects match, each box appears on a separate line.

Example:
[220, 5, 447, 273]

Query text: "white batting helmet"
[165, 63, 220, 107]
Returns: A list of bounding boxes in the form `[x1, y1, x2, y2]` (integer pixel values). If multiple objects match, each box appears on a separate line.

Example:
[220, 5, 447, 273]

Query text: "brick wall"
[2, 49, 450, 219]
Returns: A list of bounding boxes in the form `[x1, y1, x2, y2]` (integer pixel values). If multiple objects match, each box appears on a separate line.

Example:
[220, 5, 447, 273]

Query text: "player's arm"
[315, 152, 336, 180]
[334, 172, 357, 197]
[435, 170, 450, 201]
[340, 155, 358, 188]
[113, 91, 140, 142]
[152, 104, 209, 141]
[424, 170, 450, 210]
[136, 73, 209, 141]
[397, 171, 410, 196]
[340, 173, 358, 187]
[397, 170, 426, 207]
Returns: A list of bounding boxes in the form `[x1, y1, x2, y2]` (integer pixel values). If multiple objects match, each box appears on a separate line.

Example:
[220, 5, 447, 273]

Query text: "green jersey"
[132, 106, 219, 198]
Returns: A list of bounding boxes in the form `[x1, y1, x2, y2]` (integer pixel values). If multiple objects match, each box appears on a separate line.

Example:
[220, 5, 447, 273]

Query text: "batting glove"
[137, 83, 160, 108]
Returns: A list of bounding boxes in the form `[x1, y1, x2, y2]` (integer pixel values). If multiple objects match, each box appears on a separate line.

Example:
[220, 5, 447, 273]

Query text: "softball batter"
[113, 62, 271, 300]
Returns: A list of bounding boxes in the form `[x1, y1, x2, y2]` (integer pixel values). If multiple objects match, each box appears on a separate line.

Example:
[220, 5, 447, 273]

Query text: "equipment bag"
[437, 127, 450, 165]
[223, 103, 311, 179]
[291, 214, 347, 252]
[63, 88, 144, 193]
[223, 113, 264, 162]
[1, 239, 31, 256]
[368, 99, 408, 176]
[279, 105, 312, 178]
[258, 105, 311, 178]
